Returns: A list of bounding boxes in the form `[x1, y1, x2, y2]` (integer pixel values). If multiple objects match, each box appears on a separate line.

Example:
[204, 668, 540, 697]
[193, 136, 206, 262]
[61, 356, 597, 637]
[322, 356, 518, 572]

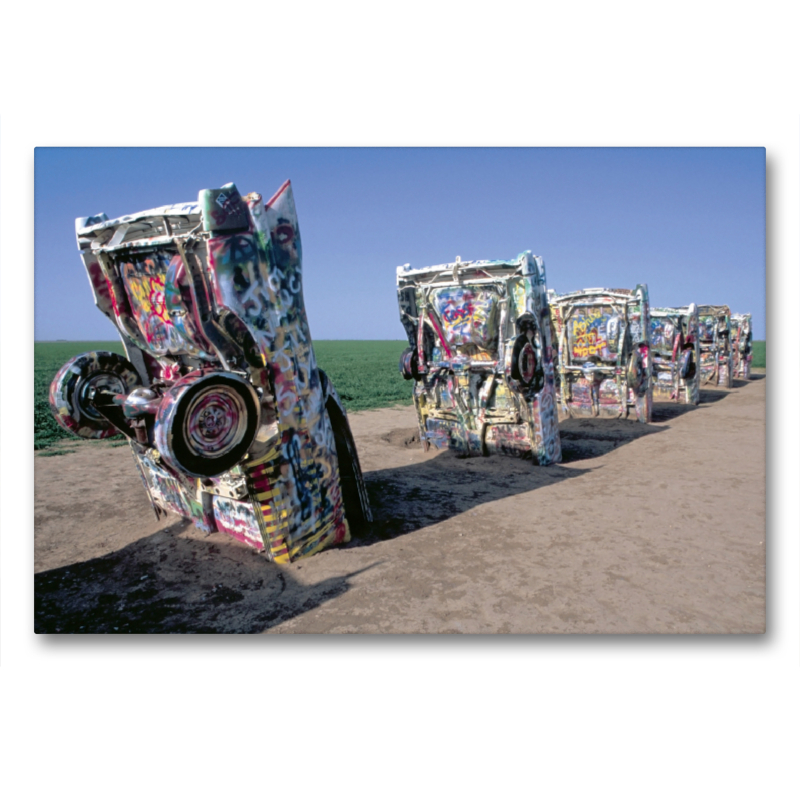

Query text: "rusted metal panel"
[396, 252, 562, 466]
[50, 181, 372, 562]
[697, 305, 733, 387]
[549, 286, 653, 422]
[649, 305, 700, 404]
[730, 313, 753, 379]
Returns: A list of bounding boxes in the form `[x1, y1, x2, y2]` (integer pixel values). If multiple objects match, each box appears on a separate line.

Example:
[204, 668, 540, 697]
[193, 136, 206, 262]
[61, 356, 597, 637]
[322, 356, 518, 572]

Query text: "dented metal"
[549, 286, 653, 422]
[396, 252, 562, 465]
[50, 181, 372, 562]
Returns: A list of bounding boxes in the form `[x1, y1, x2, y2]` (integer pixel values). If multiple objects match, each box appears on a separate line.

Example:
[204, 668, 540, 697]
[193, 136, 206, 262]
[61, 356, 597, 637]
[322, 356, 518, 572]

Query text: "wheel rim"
[182, 385, 248, 458]
[49, 351, 142, 440]
[76, 372, 126, 421]
[518, 343, 536, 384]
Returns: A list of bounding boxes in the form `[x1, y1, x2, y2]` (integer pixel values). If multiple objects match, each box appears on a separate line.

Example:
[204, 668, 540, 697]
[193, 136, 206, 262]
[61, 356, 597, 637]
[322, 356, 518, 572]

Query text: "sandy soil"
[34, 372, 766, 634]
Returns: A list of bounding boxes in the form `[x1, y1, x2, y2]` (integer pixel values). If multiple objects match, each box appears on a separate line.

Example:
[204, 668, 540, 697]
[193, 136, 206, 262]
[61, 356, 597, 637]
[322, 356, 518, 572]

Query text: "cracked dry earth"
[34, 372, 766, 634]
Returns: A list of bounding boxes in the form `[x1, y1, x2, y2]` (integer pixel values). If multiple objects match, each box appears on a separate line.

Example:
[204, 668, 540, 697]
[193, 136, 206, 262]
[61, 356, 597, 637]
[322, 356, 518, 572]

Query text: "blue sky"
[34, 147, 766, 340]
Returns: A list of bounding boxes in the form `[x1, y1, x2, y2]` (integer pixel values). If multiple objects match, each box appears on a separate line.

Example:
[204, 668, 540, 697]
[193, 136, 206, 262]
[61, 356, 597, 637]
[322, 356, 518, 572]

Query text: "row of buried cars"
[48, 181, 755, 563]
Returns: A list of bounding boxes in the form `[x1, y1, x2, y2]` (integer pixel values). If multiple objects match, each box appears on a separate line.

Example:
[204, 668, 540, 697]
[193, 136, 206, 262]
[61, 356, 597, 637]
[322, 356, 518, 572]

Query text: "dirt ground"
[34, 372, 766, 634]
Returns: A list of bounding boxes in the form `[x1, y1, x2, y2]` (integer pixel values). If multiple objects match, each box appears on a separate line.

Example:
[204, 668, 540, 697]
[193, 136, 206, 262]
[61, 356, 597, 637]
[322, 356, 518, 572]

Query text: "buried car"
[549, 286, 653, 423]
[730, 312, 753, 379]
[697, 304, 733, 387]
[396, 252, 562, 465]
[49, 181, 371, 563]
[649, 305, 700, 405]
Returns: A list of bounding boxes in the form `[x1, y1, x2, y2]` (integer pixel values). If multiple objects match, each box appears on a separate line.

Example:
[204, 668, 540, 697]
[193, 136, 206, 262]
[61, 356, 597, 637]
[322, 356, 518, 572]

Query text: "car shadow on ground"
[36, 432, 598, 634]
[733, 375, 764, 387]
[35, 524, 383, 634]
[650, 387, 731, 421]
[557, 415, 668, 461]
[350, 423, 644, 546]
[651, 402, 705, 422]
[699, 387, 733, 403]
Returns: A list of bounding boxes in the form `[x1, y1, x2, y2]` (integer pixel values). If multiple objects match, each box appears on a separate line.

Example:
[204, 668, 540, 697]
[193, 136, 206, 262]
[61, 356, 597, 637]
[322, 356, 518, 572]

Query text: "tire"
[49, 351, 141, 439]
[510, 337, 537, 385]
[154, 371, 260, 478]
[679, 347, 696, 379]
[626, 348, 645, 392]
[325, 395, 370, 536]
[399, 346, 421, 380]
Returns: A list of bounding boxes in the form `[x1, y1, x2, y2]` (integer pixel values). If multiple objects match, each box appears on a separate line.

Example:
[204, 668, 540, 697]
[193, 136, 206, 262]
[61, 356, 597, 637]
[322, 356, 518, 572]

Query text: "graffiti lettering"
[442, 303, 474, 324]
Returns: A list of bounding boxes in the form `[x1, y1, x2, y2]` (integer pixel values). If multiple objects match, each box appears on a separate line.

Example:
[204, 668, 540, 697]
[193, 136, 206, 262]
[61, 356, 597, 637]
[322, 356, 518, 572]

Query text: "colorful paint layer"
[549, 286, 653, 422]
[649, 305, 701, 404]
[51, 181, 372, 562]
[396, 252, 562, 465]
[697, 305, 733, 387]
[730, 313, 753, 379]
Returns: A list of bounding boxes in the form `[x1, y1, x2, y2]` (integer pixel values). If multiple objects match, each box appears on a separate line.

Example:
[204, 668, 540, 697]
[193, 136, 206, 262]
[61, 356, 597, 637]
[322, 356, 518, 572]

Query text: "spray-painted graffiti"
[485, 424, 530, 457]
[549, 286, 653, 422]
[433, 287, 498, 349]
[649, 305, 700, 405]
[50, 180, 371, 562]
[138, 452, 215, 532]
[730, 313, 753, 379]
[204, 184, 359, 561]
[110, 251, 212, 358]
[211, 496, 264, 550]
[396, 252, 562, 466]
[697, 305, 733, 388]
[568, 306, 619, 360]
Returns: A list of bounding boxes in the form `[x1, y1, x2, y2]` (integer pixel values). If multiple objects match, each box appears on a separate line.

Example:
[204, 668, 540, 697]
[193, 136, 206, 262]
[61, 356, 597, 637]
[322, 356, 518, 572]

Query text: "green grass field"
[751, 340, 765, 368]
[35, 340, 413, 451]
[35, 338, 767, 451]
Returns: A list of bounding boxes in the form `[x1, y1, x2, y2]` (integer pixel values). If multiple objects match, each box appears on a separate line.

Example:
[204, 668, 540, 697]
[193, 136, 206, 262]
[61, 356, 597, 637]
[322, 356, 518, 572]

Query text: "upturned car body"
[49, 181, 371, 562]
[730, 313, 753, 379]
[697, 304, 733, 387]
[549, 286, 653, 423]
[396, 252, 562, 465]
[649, 305, 700, 404]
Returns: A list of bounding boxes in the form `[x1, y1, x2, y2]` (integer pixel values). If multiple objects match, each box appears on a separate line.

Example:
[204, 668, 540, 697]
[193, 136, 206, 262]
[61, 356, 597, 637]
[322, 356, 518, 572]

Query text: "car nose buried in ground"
[697, 304, 733, 387]
[548, 286, 653, 422]
[49, 181, 371, 562]
[649, 304, 700, 405]
[396, 252, 562, 465]
[730, 312, 753, 380]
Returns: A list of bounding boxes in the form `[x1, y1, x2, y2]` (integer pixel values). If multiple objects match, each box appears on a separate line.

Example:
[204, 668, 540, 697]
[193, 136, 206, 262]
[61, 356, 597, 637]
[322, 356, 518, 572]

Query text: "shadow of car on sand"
[35, 526, 384, 634]
[36, 446, 594, 634]
[355, 415, 672, 544]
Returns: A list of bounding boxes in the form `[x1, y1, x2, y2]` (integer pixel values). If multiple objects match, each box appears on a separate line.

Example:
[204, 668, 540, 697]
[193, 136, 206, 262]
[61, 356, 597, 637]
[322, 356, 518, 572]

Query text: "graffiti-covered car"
[697, 304, 733, 387]
[396, 253, 562, 465]
[49, 181, 371, 563]
[730, 312, 753, 379]
[549, 286, 653, 422]
[649, 305, 700, 405]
